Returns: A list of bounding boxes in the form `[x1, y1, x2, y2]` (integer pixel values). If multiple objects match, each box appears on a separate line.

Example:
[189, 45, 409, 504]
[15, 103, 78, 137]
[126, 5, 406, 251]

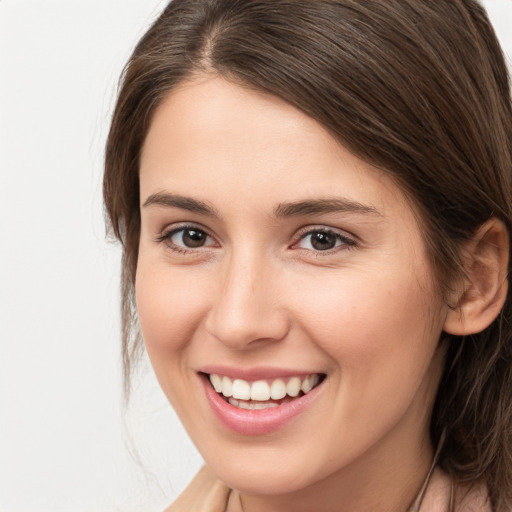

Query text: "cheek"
[285, 268, 445, 461]
[135, 259, 211, 357]
[289, 265, 444, 387]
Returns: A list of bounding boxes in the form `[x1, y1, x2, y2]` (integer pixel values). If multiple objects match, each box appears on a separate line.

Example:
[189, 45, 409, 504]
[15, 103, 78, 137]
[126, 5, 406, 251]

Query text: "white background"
[1, 1, 511, 511]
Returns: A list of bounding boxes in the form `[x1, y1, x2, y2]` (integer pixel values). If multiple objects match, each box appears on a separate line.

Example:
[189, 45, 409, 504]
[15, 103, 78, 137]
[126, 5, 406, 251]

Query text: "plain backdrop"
[1, 1, 511, 511]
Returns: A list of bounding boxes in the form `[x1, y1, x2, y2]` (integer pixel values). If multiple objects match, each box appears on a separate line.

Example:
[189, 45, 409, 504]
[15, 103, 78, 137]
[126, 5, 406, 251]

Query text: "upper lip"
[198, 365, 324, 381]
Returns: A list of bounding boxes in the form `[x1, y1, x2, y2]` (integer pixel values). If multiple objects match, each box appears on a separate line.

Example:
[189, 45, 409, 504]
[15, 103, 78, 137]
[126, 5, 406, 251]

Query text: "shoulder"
[455, 479, 492, 512]
[420, 468, 491, 512]
[164, 466, 231, 512]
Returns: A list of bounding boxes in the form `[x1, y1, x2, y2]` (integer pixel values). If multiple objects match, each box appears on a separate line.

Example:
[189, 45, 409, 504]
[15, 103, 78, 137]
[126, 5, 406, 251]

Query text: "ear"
[444, 218, 509, 336]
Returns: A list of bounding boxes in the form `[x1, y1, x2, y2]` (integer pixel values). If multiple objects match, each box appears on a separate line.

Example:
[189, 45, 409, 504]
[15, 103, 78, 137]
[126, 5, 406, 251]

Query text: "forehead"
[139, 75, 413, 223]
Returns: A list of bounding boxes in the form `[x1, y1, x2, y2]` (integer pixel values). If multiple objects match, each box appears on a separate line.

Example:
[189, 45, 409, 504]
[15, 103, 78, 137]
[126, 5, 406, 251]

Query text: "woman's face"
[137, 76, 449, 498]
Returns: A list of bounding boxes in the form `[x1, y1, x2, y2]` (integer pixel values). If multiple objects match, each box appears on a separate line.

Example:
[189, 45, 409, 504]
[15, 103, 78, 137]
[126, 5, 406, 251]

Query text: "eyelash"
[155, 224, 357, 255]
[292, 226, 357, 254]
[155, 224, 217, 255]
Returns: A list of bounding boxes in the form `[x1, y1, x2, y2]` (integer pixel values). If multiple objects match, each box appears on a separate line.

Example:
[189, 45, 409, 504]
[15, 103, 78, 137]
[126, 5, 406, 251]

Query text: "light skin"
[136, 75, 508, 512]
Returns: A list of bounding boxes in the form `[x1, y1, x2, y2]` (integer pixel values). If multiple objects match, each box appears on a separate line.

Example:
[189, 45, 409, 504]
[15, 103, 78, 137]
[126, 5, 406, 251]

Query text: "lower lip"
[200, 374, 324, 435]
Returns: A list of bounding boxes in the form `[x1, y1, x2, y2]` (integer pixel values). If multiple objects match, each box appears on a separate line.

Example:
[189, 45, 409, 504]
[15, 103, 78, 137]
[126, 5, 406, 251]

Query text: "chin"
[200, 446, 327, 496]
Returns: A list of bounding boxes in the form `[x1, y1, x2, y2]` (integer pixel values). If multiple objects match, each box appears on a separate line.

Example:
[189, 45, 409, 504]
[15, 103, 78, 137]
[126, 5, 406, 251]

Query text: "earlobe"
[443, 218, 509, 336]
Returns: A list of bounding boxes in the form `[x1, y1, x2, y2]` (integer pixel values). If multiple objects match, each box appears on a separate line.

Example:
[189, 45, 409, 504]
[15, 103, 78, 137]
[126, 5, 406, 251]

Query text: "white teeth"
[251, 380, 271, 401]
[232, 379, 251, 400]
[286, 377, 301, 397]
[209, 373, 322, 402]
[300, 376, 310, 393]
[229, 397, 279, 410]
[210, 373, 222, 393]
[270, 379, 287, 400]
[221, 376, 233, 397]
[301, 374, 320, 393]
[253, 402, 278, 409]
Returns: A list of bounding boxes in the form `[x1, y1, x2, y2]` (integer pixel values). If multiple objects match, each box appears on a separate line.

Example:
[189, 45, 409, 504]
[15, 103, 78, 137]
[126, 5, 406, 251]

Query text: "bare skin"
[137, 75, 458, 512]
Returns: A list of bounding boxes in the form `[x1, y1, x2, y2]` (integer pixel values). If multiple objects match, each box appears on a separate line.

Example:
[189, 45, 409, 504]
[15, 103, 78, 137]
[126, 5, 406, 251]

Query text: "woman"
[103, 1, 512, 510]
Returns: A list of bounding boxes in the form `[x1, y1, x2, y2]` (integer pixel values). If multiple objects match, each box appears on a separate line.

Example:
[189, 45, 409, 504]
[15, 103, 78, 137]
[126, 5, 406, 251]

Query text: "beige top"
[165, 466, 230, 512]
[165, 465, 491, 512]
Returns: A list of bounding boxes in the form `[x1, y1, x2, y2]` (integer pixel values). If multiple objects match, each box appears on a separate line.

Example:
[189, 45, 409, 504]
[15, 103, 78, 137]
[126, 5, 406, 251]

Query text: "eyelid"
[291, 225, 357, 251]
[154, 222, 356, 255]
[155, 222, 219, 250]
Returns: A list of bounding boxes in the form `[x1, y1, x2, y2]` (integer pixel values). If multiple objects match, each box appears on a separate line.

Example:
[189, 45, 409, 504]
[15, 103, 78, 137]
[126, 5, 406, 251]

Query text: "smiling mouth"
[206, 373, 326, 410]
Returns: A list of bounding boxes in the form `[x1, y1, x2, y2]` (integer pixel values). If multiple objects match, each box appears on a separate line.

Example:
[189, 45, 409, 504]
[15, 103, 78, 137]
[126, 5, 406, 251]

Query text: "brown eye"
[166, 227, 214, 249]
[309, 231, 336, 250]
[181, 229, 207, 247]
[296, 229, 355, 252]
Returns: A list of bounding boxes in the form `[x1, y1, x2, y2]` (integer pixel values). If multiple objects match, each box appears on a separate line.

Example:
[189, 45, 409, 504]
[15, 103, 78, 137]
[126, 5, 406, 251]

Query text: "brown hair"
[104, 0, 512, 508]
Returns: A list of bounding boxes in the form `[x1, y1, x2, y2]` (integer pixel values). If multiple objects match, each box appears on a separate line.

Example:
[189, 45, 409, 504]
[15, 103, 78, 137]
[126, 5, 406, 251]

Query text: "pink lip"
[200, 373, 324, 435]
[199, 365, 316, 381]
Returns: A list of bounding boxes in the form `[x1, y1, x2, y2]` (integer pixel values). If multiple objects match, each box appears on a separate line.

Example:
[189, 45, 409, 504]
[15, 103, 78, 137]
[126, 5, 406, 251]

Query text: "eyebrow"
[274, 198, 382, 218]
[142, 192, 381, 219]
[142, 192, 219, 217]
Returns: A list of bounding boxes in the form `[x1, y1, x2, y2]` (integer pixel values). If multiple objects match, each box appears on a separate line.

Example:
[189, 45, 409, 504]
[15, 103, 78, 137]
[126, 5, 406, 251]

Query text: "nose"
[205, 250, 290, 350]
